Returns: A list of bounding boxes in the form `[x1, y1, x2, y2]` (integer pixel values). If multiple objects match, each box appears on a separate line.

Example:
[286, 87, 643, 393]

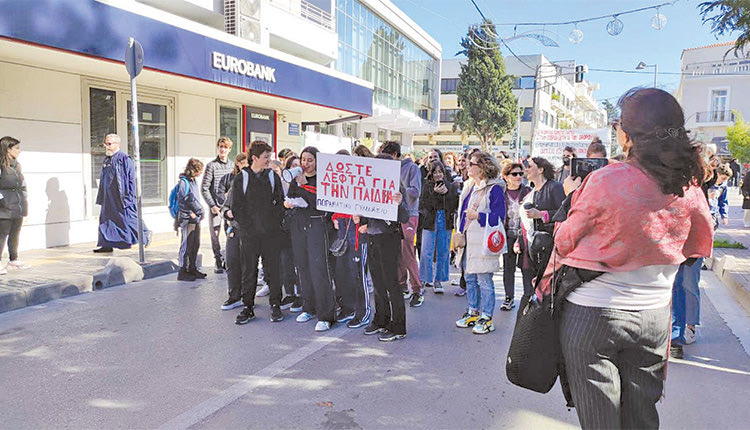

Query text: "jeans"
[671, 258, 702, 344]
[462, 253, 495, 316]
[419, 210, 450, 284]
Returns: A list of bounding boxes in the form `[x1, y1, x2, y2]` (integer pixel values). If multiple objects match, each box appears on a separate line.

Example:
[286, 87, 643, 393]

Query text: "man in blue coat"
[93, 134, 150, 253]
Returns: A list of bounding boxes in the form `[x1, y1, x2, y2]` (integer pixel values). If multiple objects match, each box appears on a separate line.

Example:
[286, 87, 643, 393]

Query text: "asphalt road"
[1, 267, 749, 429]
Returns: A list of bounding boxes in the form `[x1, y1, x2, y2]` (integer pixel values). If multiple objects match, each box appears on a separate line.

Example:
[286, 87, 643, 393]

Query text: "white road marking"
[157, 325, 351, 430]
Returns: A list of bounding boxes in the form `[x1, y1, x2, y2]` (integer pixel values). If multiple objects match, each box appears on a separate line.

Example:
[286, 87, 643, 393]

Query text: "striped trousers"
[560, 302, 670, 429]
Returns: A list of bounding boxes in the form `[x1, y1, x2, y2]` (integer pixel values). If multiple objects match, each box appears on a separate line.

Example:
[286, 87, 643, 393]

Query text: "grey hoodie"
[400, 158, 421, 217]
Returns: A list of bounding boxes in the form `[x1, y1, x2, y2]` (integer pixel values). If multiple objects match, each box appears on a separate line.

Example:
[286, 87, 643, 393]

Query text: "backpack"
[240, 169, 275, 194]
[168, 177, 190, 219]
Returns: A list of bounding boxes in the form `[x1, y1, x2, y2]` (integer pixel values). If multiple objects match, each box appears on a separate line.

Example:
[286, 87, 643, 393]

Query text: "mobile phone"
[435, 180, 445, 187]
[571, 158, 608, 180]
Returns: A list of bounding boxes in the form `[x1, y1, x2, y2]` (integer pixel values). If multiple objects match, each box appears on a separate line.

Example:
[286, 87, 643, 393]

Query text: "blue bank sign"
[0, 0, 372, 116]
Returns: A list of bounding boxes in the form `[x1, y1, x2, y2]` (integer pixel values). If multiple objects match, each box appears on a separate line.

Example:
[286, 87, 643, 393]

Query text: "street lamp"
[636, 61, 658, 87]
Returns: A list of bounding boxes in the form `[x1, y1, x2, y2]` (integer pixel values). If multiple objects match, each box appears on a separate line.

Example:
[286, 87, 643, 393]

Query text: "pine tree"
[699, 1, 750, 56]
[453, 20, 518, 152]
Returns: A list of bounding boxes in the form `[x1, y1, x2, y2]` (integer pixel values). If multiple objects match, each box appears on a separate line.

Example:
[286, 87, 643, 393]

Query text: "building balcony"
[695, 110, 735, 124]
[264, 0, 338, 65]
[267, 0, 333, 30]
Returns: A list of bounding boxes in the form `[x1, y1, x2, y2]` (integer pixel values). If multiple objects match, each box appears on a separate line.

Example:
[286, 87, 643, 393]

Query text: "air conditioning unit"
[224, 0, 261, 43]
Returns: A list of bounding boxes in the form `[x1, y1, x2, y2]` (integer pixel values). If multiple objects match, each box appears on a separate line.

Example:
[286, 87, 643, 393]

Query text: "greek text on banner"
[316, 153, 401, 221]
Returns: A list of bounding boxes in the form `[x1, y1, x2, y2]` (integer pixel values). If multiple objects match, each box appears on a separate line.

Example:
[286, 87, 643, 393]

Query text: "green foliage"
[713, 238, 748, 249]
[699, 1, 750, 56]
[453, 20, 518, 152]
[727, 111, 750, 163]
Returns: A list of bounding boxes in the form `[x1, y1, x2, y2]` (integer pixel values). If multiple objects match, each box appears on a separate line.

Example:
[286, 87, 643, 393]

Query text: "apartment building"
[413, 55, 606, 156]
[0, 0, 439, 250]
[676, 42, 750, 156]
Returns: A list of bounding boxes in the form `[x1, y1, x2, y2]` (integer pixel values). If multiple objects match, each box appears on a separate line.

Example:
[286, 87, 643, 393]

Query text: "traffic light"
[574, 65, 587, 83]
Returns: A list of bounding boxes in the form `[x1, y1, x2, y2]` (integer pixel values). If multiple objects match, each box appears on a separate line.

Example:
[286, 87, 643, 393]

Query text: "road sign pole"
[126, 38, 145, 265]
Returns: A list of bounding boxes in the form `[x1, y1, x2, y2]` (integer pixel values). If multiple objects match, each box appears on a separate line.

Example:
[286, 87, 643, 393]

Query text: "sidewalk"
[706, 189, 750, 315]
[0, 230, 212, 314]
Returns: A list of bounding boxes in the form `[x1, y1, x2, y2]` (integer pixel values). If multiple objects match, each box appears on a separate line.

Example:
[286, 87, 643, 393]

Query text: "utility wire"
[494, 1, 679, 27]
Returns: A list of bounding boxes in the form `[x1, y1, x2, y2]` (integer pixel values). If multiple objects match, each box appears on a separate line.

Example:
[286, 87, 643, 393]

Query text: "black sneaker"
[280, 296, 296, 310]
[215, 260, 225, 274]
[409, 293, 424, 307]
[378, 330, 406, 342]
[336, 310, 355, 323]
[290, 297, 303, 313]
[221, 299, 242, 310]
[500, 297, 515, 311]
[177, 268, 196, 281]
[93, 247, 113, 253]
[346, 317, 368, 328]
[189, 268, 208, 279]
[270, 305, 284, 322]
[364, 323, 387, 335]
[235, 307, 255, 325]
[670, 343, 684, 359]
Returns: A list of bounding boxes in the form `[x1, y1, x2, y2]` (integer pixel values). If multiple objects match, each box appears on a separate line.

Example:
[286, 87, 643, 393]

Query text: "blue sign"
[288, 123, 300, 136]
[0, 0, 372, 116]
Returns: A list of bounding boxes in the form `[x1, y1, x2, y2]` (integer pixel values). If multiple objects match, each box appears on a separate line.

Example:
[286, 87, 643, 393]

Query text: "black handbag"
[329, 219, 351, 257]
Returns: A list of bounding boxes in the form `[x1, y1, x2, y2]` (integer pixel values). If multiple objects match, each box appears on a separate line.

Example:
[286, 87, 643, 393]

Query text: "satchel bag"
[329, 219, 351, 257]
[482, 218, 507, 256]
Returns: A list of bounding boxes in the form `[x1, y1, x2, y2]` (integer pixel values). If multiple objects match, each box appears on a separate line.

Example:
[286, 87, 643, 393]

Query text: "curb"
[707, 255, 750, 315]
[0, 254, 189, 315]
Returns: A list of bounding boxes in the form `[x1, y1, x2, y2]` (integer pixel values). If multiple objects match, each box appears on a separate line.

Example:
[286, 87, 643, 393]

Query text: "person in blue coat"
[93, 134, 150, 253]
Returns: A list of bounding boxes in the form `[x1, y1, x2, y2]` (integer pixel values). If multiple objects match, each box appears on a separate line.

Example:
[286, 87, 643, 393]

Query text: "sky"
[390, 0, 739, 105]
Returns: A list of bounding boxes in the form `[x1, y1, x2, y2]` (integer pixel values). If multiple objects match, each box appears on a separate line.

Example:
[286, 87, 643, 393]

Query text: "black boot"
[177, 268, 197, 281]
[189, 266, 208, 279]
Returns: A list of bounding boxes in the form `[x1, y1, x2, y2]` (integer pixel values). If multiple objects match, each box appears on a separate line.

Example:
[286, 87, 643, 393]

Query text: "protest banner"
[531, 128, 611, 168]
[316, 153, 401, 221]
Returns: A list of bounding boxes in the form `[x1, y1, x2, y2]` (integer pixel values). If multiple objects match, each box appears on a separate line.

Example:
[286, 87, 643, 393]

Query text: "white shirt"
[566, 264, 679, 310]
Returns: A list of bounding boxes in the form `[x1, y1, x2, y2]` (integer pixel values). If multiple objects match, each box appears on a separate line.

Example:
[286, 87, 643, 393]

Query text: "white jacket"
[456, 178, 505, 274]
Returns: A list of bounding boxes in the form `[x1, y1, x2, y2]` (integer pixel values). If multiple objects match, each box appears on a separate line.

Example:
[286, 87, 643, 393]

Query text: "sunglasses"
[508, 171, 524, 177]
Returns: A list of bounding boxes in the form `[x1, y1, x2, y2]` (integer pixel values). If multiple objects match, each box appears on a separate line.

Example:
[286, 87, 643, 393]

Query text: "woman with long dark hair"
[286, 146, 336, 332]
[501, 162, 532, 311]
[549, 88, 713, 428]
[0, 137, 29, 274]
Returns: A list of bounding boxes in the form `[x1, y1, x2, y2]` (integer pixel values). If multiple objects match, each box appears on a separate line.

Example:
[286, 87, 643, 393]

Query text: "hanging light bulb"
[569, 25, 583, 44]
[607, 16, 624, 36]
[651, 7, 667, 30]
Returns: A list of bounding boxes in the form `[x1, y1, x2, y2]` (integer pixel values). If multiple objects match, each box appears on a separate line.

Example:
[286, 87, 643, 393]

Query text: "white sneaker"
[0, 266, 7, 275]
[7, 260, 30, 269]
[296, 312, 314, 323]
[255, 284, 270, 297]
[434, 283, 444, 294]
[315, 321, 331, 332]
[684, 325, 697, 344]
[451, 278, 460, 286]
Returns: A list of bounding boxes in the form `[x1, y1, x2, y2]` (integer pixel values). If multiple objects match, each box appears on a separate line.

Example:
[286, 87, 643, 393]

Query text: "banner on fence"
[531, 128, 611, 168]
[316, 153, 401, 221]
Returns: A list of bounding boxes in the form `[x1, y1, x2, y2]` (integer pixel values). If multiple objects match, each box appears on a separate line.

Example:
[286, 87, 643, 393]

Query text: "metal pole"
[515, 105, 521, 161]
[654, 64, 658, 87]
[529, 64, 541, 157]
[130, 72, 145, 264]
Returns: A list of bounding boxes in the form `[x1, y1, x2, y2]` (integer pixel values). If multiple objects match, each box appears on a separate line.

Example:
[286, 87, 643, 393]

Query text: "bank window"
[89, 88, 117, 190]
[219, 105, 241, 160]
[127, 101, 168, 206]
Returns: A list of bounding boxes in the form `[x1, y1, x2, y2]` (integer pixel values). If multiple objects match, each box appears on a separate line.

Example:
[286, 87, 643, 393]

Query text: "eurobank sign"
[0, 0, 372, 116]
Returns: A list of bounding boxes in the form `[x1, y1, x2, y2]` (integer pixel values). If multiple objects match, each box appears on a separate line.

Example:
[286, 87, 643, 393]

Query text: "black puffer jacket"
[419, 179, 459, 231]
[0, 159, 28, 219]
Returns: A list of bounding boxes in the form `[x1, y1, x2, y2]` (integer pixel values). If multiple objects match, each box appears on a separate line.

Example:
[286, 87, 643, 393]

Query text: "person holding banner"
[379, 142, 423, 307]
[286, 146, 337, 332]
[454, 152, 506, 335]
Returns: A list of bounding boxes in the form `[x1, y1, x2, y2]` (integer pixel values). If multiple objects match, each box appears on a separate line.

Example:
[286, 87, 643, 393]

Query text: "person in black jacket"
[175, 158, 205, 281]
[418, 160, 458, 294]
[285, 146, 337, 332]
[0, 137, 29, 274]
[502, 162, 532, 311]
[218, 153, 248, 311]
[230, 141, 285, 324]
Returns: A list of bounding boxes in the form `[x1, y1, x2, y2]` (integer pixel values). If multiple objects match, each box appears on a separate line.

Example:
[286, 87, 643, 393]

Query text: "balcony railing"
[695, 110, 735, 123]
[268, 0, 333, 30]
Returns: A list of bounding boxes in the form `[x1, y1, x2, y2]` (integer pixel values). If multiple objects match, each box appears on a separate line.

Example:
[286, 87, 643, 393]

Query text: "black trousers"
[333, 219, 370, 320]
[239, 232, 282, 308]
[225, 231, 242, 302]
[279, 240, 297, 297]
[290, 217, 336, 322]
[178, 222, 200, 270]
[368, 231, 406, 335]
[502, 234, 534, 300]
[0, 218, 22, 261]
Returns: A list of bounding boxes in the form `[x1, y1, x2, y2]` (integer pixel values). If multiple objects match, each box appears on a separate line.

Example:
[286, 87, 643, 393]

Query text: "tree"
[727, 111, 750, 163]
[453, 20, 518, 152]
[699, 1, 750, 56]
